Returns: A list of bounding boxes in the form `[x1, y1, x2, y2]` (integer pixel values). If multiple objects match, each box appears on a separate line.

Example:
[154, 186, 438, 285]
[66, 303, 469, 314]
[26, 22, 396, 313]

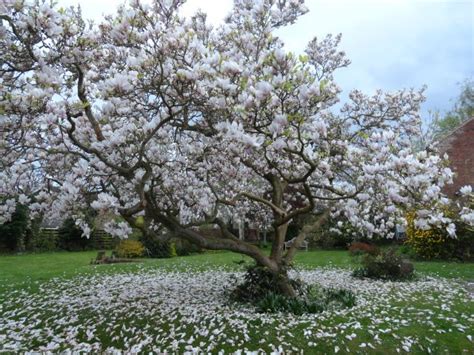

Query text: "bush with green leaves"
[452, 221, 474, 260]
[353, 248, 414, 281]
[0, 204, 30, 252]
[172, 237, 202, 256]
[57, 218, 94, 251]
[256, 285, 356, 315]
[231, 264, 356, 314]
[140, 234, 177, 258]
[27, 229, 58, 252]
[322, 287, 357, 307]
[114, 239, 145, 258]
[231, 264, 305, 303]
[404, 200, 474, 261]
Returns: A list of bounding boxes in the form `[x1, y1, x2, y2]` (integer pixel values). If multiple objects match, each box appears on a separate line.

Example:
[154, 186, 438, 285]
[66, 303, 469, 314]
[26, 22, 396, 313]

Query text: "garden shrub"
[231, 264, 305, 303]
[140, 234, 177, 258]
[405, 210, 474, 260]
[405, 211, 449, 259]
[256, 292, 317, 314]
[172, 238, 202, 256]
[0, 204, 29, 252]
[398, 244, 418, 259]
[453, 221, 474, 260]
[57, 218, 94, 251]
[322, 287, 357, 308]
[28, 229, 58, 252]
[256, 284, 356, 314]
[0, 203, 57, 253]
[115, 239, 145, 258]
[311, 232, 352, 249]
[232, 264, 356, 314]
[353, 248, 414, 281]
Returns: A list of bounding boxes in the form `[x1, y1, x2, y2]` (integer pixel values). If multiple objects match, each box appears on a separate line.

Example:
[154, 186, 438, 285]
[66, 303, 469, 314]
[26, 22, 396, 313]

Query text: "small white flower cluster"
[459, 185, 474, 226]
[103, 221, 133, 239]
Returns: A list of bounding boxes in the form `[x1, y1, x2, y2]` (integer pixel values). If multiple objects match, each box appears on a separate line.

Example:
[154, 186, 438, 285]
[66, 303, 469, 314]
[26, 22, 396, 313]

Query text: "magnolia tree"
[1, 0, 472, 296]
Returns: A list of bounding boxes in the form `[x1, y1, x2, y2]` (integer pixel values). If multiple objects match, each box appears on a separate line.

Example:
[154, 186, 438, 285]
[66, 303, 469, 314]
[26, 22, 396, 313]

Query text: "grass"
[1, 249, 472, 293]
[0, 249, 473, 353]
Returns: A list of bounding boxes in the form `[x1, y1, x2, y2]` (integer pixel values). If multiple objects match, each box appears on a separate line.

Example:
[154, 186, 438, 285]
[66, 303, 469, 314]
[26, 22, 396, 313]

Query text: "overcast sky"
[59, 0, 473, 120]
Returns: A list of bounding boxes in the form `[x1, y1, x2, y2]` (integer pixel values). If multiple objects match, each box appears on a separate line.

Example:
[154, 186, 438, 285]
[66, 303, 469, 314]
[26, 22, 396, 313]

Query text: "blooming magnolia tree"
[1, 0, 472, 295]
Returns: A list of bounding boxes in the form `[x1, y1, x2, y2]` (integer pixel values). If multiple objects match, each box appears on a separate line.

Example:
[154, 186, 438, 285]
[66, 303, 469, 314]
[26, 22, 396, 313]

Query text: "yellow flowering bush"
[405, 211, 449, 259]
[115, 240, 145, 258]
[405, 207, 474, 260]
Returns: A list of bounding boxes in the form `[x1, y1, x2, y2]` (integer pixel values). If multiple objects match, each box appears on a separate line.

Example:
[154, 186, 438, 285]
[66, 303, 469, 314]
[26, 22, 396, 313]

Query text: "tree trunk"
[275, 269, 297, 298]
[238, 219, 245, 240]
[146, 206, 300, 298]
[270, 222, 289, 261]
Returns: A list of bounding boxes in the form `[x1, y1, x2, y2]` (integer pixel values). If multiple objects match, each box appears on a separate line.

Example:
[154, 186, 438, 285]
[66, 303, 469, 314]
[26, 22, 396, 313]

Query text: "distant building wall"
[437, 118, 474, 197]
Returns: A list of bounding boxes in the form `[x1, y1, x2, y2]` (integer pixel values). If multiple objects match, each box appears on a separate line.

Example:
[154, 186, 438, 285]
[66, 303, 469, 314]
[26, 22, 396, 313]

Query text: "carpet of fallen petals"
[0, 267, 473, 353]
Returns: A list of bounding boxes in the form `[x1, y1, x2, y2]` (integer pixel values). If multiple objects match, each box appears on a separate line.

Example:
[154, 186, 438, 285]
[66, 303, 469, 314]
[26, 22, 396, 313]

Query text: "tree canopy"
[1, 0, 473, 294]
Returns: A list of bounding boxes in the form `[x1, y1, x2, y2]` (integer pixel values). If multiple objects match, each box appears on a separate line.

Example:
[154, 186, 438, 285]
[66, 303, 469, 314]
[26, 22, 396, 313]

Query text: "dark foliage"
[0, 204, 29, 252]
[28, 229, 58, 252]
[285, 221, 301, 241]
[256, 284, 356, 315]
[256, 292, 320, 314]
[172, 237, 202, 256]
[353, 248, 414, 281]
[231, 264, 356, 315]
[231, 264, 305, 303]
[448, 223, 474, 261]
[322, 287, 357, 308]
[57, 218, 94, 251]
[140, 234, 176, 258]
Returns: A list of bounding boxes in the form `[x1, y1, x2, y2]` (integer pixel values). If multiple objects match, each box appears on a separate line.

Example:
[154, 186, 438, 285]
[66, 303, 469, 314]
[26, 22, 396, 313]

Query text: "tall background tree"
[425, 78, 473, 143]
[1, 0, 472, 296]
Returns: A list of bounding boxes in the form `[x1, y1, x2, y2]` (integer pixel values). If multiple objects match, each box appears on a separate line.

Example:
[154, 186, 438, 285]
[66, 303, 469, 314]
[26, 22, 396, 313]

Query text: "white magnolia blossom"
[458, 186, 474, 227]
[460, 209, 474, 226]
[460, 185, 472, 196]
[75, 218, 92, 238]
[103, 221, 133, 239]
[91, 193, 121, 212]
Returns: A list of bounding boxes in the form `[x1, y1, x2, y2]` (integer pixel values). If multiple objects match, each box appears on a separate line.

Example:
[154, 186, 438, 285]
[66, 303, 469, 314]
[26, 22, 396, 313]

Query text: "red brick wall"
[437, 118, 474, 197]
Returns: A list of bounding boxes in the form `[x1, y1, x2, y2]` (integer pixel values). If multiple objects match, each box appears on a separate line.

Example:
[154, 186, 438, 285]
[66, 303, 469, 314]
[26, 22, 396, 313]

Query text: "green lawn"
[0, 250, 473, 353]
[1, 249, 473, 293]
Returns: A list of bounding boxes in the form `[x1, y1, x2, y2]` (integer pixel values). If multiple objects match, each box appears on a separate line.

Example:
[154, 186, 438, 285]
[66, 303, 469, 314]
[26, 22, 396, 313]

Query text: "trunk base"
[231, 264, 301, 302]
[276, 276, 298, 298]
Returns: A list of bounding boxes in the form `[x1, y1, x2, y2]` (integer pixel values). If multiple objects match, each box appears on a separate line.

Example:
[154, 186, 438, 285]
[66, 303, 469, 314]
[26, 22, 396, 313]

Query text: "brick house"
[437, 118, 474, 197]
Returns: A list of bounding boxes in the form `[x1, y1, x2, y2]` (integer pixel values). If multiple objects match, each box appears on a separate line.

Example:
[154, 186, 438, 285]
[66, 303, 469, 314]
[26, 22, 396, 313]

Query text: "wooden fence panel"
[36, 228, 118, 250]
